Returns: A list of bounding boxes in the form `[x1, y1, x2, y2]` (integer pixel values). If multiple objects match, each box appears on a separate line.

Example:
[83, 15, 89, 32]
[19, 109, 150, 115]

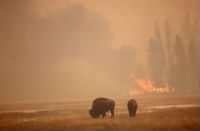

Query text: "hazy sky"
[0, 0, 198, 103]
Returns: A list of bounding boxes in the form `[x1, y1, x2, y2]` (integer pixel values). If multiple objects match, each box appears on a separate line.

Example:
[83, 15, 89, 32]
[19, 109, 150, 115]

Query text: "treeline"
[148, 15, 199, 95]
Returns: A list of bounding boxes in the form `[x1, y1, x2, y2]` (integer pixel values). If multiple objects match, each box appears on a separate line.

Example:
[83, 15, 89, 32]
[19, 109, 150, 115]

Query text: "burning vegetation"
[129, 79, 175, 96]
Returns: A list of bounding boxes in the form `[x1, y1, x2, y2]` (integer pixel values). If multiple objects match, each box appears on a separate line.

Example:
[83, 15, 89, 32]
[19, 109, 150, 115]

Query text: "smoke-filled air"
[0, 0, 199, 130]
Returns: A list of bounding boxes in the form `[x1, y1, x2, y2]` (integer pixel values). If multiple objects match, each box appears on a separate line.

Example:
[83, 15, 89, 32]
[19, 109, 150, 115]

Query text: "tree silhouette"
[148, 23, 167, 88]
[165, 20, 174, 88]
[173, 35, 188, 93]
[154, 15, 199, 95]
[181, 14, 198, 95]
[187, 39, 199, 94]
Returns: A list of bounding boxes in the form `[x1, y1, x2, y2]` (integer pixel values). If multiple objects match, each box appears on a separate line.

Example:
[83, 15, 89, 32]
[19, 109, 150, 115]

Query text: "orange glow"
[135, 79, 175, 93]
[129, 90, 143, 96]
[136, 80, 154, 93]
[129, 78, 175, 96]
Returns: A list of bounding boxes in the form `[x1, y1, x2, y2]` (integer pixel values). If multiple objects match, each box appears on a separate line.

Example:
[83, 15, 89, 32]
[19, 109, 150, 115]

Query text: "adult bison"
[127, 99, 138, 117]
[89, 97, 115, 118]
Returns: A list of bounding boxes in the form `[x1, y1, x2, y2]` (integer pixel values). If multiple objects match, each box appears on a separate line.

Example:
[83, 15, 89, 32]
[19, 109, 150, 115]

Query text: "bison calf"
[128, 99, 138, 117]
[89, 97, 115, 118]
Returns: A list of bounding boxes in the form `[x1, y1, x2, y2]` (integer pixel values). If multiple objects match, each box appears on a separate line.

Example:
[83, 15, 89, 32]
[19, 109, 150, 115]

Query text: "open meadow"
[0, 96, 199, 130]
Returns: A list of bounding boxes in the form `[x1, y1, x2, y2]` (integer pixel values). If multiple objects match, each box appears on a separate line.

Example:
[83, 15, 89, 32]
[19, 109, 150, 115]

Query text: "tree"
[187, 39, 199, 94]
[148, 23, 167, 88]
[173, 35, 188, 94]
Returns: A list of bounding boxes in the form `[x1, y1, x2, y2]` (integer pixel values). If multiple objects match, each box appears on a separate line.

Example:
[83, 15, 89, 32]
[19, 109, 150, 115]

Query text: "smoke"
[0, 0, 198, 103]
[0, 1, 136, 102]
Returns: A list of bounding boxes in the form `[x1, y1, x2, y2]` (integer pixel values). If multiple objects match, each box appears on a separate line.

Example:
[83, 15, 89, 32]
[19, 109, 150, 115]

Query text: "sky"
[0, 0, 199, 103]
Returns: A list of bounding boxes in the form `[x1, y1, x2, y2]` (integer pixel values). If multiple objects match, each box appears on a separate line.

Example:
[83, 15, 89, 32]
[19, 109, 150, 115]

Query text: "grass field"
[0, 96, 199, 130]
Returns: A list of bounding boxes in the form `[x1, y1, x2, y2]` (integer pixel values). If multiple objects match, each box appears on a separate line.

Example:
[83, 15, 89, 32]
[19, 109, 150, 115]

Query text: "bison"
[127, 99, 138, 117]
[89, 97, 115, 118]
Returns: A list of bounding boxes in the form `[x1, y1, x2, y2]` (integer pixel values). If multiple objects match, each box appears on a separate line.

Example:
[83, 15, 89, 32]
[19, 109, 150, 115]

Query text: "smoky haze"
[0, 0, 199, 103]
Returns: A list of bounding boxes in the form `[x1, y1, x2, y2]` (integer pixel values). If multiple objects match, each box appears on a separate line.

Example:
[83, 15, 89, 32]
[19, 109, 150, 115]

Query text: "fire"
[128, 75, 175, 96]
[136, 79, 154, 92]
[135, 79, 175, 93]
[128, 74, 175, 96]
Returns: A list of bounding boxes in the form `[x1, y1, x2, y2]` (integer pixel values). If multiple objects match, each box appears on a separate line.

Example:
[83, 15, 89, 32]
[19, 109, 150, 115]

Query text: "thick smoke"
[0, 1, 135, 102]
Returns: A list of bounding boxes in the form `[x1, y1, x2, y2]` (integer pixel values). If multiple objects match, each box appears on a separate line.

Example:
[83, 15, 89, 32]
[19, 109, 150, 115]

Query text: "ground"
[0, 96, 199, 130]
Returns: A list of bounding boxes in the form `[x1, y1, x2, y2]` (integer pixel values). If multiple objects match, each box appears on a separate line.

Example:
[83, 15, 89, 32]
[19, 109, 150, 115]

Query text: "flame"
[136, 79, 154, 92]
[128, 75, 175, 96]
[135, 79, 174, 93]
[128, 74, 175, 96]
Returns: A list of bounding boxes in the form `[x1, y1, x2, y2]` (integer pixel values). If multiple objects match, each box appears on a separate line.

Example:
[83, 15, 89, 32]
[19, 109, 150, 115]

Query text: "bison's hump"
[92, 97, 115, 108]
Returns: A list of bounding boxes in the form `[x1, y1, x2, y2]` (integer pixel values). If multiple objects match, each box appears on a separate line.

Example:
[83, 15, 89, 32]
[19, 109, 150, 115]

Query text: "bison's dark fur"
[89, 97, 115, 118]
[128, 99, 138, 117]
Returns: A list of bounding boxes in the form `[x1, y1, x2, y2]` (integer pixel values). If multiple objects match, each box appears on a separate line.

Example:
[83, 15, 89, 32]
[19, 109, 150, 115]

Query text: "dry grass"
[0, 96, 199, 130]
[0, 108, 199, 130]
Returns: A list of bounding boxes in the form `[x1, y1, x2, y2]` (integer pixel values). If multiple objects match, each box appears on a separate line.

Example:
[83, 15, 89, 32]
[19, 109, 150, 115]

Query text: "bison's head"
[89, 109, 99, 118]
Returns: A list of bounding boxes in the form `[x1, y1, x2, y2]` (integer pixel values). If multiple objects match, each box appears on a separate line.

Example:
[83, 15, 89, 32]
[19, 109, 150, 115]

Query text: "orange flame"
[128, 74, 175, 96]
[128, 76, 175, 96]
[135, 79, 174, 93]
[136, 79, 154, 92]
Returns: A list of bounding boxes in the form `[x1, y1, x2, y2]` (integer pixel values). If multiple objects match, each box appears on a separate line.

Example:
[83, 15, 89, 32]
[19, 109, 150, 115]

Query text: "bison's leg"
[130, 106, 137, 117]
[133, 108, 137, 117]
[110, 109, 114, 118]
[128, 105, 135, 117]
[102, 112, 106, 118]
